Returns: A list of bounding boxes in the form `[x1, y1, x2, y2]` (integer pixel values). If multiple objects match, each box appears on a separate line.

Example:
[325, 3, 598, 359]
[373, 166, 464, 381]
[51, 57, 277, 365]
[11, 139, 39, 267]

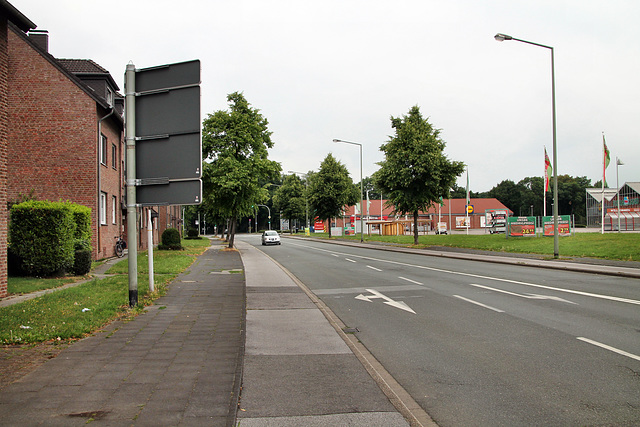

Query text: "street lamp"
[495, 33, 559, 258]
[616, 157, 624, 233]
[288, 171, 309, 230]
[333, 139, 364, 243]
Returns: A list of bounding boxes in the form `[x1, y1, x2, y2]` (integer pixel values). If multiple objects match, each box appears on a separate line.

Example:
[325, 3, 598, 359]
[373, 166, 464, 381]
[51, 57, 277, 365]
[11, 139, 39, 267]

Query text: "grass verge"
[0, 238, 211, 344]
[307, 232, 640, 261]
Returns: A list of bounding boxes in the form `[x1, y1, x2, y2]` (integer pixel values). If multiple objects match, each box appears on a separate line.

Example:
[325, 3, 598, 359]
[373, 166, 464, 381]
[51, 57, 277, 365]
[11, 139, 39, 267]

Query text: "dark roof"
[1, 0, 36, 32]
[57, 59, 120, 91]
[57, 59, 109, 74]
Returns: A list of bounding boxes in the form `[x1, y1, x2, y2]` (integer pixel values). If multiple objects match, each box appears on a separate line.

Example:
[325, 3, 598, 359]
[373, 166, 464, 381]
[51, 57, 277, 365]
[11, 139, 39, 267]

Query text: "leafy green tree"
[308, 154, 359, 238]
[201, 92, 281, 248]
[372, 106, 465, 244]
[487, 179, 521, 214]
[273, 174, 306, 233]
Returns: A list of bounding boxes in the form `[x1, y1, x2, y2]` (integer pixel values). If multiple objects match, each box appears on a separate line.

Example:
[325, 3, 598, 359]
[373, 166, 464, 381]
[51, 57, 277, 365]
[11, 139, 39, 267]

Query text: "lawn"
[309, 231, 640, 261]
[0, 237, 211, 344]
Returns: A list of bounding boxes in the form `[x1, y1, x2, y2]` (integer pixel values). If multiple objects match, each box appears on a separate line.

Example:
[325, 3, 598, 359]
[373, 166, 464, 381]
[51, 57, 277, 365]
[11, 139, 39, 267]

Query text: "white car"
[261, 230, 281, 245]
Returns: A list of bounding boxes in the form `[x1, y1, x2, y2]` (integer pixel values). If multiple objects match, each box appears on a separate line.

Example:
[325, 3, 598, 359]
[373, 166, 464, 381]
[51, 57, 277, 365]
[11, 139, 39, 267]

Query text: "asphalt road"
[239, 234, 640, 426]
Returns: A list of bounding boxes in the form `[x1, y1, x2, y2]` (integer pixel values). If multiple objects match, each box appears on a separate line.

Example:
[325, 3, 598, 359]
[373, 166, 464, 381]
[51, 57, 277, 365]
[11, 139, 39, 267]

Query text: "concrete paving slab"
[237, 412, 410, 427]
[239, 354, 399, 417]
[245, 309, 351, 355]
[247, 291, 317, 310]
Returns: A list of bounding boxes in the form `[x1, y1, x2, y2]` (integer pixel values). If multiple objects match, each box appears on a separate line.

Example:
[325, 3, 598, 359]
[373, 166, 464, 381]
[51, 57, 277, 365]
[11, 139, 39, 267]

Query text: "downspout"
[97, 107, 115, 256]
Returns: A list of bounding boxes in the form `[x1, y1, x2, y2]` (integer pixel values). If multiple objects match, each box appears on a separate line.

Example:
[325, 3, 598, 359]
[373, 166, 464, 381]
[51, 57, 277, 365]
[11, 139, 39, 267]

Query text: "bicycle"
[115, 236, 127, 258]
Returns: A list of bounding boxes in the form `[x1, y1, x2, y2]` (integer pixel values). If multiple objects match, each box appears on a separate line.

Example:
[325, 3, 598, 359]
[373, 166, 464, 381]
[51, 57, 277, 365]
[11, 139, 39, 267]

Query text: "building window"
[112, 144, 117, 169]
[106, 87, 114, 106]
[112, 196, 117, 224]
[100, 134, 107, 166]
[100, 192, 107, 225]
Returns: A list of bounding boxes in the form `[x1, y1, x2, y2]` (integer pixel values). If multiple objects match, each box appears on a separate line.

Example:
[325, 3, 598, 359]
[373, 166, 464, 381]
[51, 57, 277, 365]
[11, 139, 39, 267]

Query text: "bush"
[187, 228, 199, 238]
[68, 204, 92, 241]
[159, 228, 182, 250]
[10, 201, 75, 276]
[72, 250, 92, 275]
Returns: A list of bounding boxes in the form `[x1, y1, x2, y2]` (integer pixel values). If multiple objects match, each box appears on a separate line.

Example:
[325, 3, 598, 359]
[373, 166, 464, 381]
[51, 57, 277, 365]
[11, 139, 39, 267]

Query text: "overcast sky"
[14, 0, 639, 192]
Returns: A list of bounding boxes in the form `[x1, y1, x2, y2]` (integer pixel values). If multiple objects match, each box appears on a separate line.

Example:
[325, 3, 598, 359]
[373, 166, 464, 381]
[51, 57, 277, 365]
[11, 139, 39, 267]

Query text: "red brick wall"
[7, 29, 124, 260]
[0, 18, 9, 297]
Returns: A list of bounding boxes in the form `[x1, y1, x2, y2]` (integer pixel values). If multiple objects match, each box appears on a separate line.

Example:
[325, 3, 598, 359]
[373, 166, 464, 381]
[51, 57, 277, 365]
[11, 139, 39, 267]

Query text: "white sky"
[14, 0, 639, 192]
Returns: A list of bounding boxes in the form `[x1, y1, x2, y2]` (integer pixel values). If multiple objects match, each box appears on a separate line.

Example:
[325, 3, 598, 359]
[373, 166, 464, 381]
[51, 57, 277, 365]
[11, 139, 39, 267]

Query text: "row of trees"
[198, 92, 465, 247]
[197, 92, 596, 248]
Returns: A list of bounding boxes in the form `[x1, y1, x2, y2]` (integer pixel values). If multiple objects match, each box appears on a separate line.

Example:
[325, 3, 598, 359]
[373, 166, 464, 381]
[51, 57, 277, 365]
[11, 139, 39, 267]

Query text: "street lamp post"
[333, 139, 364, 243]
[495, 33, 559, 258]
[616, 157, 624, 233]
[288, 171, 309, 230]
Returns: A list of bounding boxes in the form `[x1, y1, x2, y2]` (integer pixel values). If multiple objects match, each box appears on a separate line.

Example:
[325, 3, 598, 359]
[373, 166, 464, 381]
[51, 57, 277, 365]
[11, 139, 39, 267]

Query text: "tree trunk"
[413, 211, 419, 245]
[228, 217, 237, 249]
[328, 219, 332, 238]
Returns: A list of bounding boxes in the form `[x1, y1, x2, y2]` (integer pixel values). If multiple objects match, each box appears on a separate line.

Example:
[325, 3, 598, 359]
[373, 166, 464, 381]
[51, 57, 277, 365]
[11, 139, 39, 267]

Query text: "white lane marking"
[288, 242, 640, 306]
[367, 265, 382, 271]
[453, 295, 505, 313]
[470, 283, 576, 304]
[355, 289, 416, 314]
[399, 276, 424, 286]
[345, 258, 357, 263]
[577, 337, 640, 362]
[331, 254, 339, 257]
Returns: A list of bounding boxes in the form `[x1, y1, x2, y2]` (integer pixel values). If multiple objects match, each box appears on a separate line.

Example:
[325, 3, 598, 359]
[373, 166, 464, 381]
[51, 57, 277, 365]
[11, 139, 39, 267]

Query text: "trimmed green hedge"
[9, 201, 92, 277]
[159, 227, 182, 250]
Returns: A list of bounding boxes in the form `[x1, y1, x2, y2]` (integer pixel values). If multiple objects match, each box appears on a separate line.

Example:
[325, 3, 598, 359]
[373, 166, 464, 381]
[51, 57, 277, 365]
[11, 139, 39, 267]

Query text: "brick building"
[1, 0, 36, 297]
[6, 24, 126, 260]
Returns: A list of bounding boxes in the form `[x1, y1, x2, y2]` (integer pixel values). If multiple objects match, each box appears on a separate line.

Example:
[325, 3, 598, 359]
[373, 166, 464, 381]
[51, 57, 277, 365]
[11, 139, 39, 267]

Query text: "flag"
[603, 135, 610, 187]
[544, 147, 552, 192]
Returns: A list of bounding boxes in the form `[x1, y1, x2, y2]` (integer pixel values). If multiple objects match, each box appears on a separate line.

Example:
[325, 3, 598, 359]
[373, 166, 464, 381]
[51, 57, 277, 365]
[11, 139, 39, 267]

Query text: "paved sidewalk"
[235, 240, 409, 426]
[0, 239, 244, 426]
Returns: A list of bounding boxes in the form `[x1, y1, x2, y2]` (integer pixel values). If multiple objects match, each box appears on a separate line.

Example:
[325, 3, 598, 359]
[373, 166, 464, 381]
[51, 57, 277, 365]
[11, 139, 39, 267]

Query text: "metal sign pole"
[125, 63, 138, 307]
[148, 209, 154, 292]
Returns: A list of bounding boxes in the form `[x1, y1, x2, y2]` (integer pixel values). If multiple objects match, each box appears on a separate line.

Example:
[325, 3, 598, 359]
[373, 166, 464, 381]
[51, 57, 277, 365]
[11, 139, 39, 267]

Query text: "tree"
[308, 154, 359, 238]
[273, 174, 306, 233]
[372, 106, 465, 244]
[487, 179, 521, 215]
[201, 92, 281, 248]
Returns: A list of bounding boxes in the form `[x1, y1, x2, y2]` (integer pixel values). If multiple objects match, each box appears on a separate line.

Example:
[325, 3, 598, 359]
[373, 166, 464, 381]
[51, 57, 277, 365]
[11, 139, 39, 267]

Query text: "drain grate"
[343, 327, 360, 334]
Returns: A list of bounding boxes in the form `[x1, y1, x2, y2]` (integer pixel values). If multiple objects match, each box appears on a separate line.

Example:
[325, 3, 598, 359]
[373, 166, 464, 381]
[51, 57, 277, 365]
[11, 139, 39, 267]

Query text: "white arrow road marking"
[470, 283, 576, 304]
[355, 289, 416, 314]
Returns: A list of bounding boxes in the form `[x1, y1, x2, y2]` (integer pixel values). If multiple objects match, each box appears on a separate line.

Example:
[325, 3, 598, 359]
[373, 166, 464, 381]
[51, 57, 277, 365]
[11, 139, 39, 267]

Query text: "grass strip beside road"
[307, 232, 640, 261]
[0, 238, 211, 345]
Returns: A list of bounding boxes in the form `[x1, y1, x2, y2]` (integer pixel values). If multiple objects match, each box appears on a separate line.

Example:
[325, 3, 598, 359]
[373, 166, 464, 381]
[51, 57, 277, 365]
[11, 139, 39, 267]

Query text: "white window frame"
[100, 134, 107, 166]
[112, 196, 117, 224]
[100, 192, 107, 225]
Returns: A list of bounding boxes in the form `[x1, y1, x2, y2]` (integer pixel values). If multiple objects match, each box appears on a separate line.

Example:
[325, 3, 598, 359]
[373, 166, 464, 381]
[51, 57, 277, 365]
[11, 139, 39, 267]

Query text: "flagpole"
[601, 133, 607, 234]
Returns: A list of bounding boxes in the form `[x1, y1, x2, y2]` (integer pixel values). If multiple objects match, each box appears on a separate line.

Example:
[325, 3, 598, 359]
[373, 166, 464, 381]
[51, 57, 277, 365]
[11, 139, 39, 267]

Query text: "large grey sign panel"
[137, 180, 202, 206]
[135, 86, 200, 137]
[136, 133, 201, 180]
[135, 60, 200, 93]
[133, 59, 202, 206]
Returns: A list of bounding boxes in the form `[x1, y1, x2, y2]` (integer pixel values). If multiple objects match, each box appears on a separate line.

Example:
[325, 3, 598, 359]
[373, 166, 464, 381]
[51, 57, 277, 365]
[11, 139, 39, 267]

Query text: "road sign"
[134, 60, 202, 205]
[466, 204, 474, 214]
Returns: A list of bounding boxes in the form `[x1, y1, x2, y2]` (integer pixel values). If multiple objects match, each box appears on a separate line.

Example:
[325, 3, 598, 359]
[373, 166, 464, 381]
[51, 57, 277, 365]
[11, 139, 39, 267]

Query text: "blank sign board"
[134, 60, 202, 205]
